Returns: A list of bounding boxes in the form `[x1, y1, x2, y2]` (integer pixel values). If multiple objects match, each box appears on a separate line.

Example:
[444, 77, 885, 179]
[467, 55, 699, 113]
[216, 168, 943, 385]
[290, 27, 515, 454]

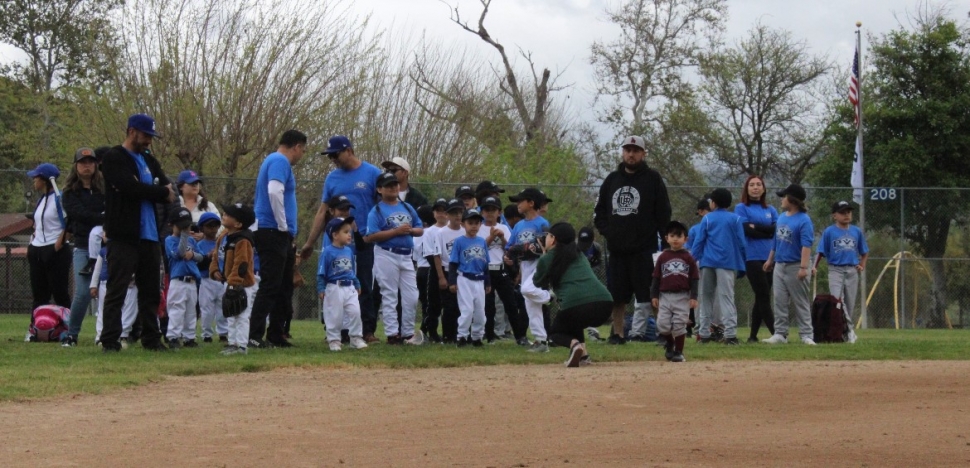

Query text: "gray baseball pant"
[829, 265, 859, 322]
[700, 268, 738, 339]
[773, 262, 813, 339]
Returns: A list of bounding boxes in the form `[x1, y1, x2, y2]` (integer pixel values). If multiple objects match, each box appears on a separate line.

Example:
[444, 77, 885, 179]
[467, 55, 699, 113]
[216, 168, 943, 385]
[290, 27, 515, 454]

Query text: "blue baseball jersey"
[124, 149, 158, 241]
[98, 246, 109, 282]
[165, 235, 202, 279]
[450, 235, 489, 276]
[366, 201, 423, 250]
[773, 212, 814, 263]
[254, 152, 297, 235]
[735, 202, 778, 262]
[507, 216, 549, 249]
[691, 209, 746, 271]
[818, 224, 868, 266]
[686, 222, 703, 261]
[197, 238, 217, 278]
[322, 162, 382, 220]
[317, 244, 360, 293]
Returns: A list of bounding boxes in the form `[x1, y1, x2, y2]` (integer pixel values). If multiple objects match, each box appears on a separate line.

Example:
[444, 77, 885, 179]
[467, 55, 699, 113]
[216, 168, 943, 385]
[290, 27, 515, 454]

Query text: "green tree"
[811, 9, 970, 328]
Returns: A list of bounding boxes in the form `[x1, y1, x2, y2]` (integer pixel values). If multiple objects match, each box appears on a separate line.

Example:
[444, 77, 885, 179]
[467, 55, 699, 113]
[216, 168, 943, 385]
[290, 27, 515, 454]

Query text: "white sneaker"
[762, 334, 788, 344]
[349, 336, 368, 349]
[405, 330, 424, 346]
[801, 337, 817, 346]
[328, 341, 342, 352]
[120, 337, 129, 350]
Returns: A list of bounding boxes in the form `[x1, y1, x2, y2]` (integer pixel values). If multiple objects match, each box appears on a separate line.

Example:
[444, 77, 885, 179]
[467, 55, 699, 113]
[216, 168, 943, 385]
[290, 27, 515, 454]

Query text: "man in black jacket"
[381, 157, 428, 208]
[99, 114, 177, 352]
[593, 136, 672, 344]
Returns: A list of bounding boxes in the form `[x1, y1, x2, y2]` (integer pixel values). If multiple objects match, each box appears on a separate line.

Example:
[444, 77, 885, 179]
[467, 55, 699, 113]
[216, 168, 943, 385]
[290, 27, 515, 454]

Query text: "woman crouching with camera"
[533, 222, 614, 367]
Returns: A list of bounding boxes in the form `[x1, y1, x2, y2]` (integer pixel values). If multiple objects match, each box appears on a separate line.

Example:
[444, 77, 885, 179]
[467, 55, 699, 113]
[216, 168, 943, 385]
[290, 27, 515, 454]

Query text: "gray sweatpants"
[829, 265, 859, 322]
[657, 291, 691, 337]
[700, 268, 738, 338]
[773, 262, 813, 339]
[630, 300, 651, 337]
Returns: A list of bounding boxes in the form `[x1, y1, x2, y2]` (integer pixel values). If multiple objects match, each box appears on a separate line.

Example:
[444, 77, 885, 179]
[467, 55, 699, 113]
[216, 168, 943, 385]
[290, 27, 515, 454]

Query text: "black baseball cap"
[577, 227, 594, 250]
[326, 216, 355, 241]
[508, 187, 544, 203]
[74, 147, 96, 163]
[476, 180, 505, 196]
[222, 202, 256, 228]
[377, 172, 399, 187]
[538, 189, 553, 205]
[832, 200, 854, 213]
[480, 196, 502, 209]
[327, 195, 355, 210]
[432, 198, 449, 210]
[446, 198, 464, 213]
[168, 206, 192, 228]
[776, 184, 807, 201]
[462, 208, 484, 222]
[455, 185, 475, 198]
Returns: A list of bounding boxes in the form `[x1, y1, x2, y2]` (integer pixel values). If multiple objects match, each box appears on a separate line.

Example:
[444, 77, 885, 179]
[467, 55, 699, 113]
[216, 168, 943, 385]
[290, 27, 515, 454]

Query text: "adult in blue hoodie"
[691, 188, 746, 344]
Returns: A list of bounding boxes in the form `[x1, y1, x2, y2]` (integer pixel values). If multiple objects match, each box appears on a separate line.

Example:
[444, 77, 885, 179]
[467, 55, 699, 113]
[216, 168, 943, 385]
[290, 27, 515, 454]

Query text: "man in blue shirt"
[300, 135, 383, 343]
[250, 130, 306, 348]
[99, 114, 176, 352]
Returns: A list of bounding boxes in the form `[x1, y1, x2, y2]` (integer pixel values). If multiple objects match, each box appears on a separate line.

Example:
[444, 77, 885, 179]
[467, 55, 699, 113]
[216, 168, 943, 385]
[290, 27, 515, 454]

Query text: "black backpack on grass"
[811, 294, 846, 343]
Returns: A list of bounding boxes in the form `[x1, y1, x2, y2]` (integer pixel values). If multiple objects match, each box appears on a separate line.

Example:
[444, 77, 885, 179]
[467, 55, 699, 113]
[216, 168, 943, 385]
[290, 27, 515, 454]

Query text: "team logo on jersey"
[445, 240, 456, 256]
[331, 257, 353, 274]
[777, 225, 793, 243]
[611, 186, 640, 216]
[385, 213, 412, 228]
[355, 181, 367, 189]
[516, 229, 537, 245]
[833, 236, 856, 252]
[662, 259, 690, 278]
[489, 235, 504, 248]
[463, 246, 487, 261]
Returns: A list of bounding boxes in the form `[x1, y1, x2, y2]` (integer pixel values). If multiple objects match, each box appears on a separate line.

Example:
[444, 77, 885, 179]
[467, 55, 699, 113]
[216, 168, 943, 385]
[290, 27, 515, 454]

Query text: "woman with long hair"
[60, 148, 107, 346]
[533, 222, 614, 367]
[26, 163, 72, 313]
[176, 170, 221, 240]
[734, 175, 778, 342]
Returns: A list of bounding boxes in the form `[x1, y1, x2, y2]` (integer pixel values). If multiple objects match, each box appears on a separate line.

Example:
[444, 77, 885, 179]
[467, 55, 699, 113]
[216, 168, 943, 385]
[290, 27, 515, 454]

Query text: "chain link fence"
[3, 168, 969, 329]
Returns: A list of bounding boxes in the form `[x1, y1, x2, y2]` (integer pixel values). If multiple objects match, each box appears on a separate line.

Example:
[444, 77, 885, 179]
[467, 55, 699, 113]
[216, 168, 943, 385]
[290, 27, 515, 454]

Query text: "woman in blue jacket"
[734, 175, 778, 343]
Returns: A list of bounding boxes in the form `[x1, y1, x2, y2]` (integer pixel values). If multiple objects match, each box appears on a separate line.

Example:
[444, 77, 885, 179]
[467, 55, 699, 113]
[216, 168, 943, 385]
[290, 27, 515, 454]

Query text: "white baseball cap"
[381, 157, 411, 173]
[620, 136, 646, 150]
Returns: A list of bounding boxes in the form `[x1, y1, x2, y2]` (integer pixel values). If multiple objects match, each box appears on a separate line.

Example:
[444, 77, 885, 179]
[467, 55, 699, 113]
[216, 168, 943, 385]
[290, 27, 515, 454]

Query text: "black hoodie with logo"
[593, 162, 672, 255]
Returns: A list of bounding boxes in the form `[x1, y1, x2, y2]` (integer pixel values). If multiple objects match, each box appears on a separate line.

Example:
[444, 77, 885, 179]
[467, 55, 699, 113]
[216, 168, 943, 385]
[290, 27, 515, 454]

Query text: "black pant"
[487, 269, 526, 339]
[416, 266, 429, 330]
[101, 240, 163, 349]
[746, 260, 775, 338]
[423, 265, 443, 336]
[250, 229, 295, 343]
[441, 285, 459, 342]
[355, 242, 377, 335]
[27, 244, 72, 310]
[549, 301, 614, 348]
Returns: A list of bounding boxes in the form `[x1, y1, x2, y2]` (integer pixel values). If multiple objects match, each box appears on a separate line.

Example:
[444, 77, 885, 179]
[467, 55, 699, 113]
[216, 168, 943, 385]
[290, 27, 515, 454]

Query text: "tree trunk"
[922, 216, 951, 328]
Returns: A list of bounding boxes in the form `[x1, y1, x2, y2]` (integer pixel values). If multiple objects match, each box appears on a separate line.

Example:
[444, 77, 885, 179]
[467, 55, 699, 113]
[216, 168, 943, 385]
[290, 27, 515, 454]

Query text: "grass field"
[0, 314, 967, 401]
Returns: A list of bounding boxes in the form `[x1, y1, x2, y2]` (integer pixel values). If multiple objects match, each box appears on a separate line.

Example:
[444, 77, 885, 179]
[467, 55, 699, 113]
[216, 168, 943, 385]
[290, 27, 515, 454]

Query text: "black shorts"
[606, 250, 654, 304]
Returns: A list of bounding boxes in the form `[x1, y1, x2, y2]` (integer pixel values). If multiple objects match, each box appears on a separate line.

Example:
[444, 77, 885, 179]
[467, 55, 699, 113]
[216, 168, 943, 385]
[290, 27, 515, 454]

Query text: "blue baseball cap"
[198, 212, 221, 227]
[177, 170, 201, 185]
[127, 113, 161, 138]
[321, 135, 352, 155]
[326, 216, 355, 241]
[27, 163, 60, 179]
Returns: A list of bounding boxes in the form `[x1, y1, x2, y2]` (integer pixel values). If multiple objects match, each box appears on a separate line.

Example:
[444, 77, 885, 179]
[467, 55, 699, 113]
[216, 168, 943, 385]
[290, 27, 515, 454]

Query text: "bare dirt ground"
[2, 361, 969, 467]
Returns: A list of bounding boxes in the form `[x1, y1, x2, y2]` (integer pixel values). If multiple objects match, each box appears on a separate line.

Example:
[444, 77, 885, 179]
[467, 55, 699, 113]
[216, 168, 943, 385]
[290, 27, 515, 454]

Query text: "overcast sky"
[0, 0, 961, 123]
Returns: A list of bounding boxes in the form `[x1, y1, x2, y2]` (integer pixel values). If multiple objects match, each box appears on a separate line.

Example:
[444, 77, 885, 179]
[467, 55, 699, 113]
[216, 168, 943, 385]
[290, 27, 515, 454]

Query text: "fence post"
[899, 188, 906, 328]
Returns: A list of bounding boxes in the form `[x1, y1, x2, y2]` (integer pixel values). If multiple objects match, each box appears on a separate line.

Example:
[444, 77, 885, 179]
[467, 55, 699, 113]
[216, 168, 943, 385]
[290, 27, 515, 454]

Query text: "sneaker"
[248, 338, 269, 349]
[746, 337, 759, 344]
[61, 337, 77, 348]
[516, 337, 531, 347]
[120, 337, 130, 349]
[664, 342, 675, 361]
[502, 332, 514, 340]
[723, 337, 740, 346]
[405, 330, 425, 346]
[527, 341, 549, 353]
[627, 334, 648, 342]
[586, 327, 602, 340]
[801, 337, 817, 346]
[671, 352, 686, 362]
[386, 335, 403, 345]
[237, 347, 248, 355]
[167, 339, 181, 350]
[762, 334, 788, 344]
[456, 337, 469, 348]
[428, 333, 443, 344]
[471, 339, 484, 347]
[220, 345, 239, 355]
[183, 339, 199, 348]
[363, 334, 381, 344]
[607, 334, 626, 345]
[565, 344, 584, 368]
[328, 341, 342, 352]
[142, 341, 168, 352]
[579, 355, 592, 366]
[219, 335, 228, 343]
[349, 336, 368, 349]
[203, 336, 213, 343]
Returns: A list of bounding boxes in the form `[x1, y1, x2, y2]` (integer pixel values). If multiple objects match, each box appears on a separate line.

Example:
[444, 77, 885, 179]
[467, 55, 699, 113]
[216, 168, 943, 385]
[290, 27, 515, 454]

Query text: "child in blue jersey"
[197, 212, 227, 343]
[685, 197, 712, 340]
[691, 188, 746, 345]
[449, 208, 492, 347]
[363, 172, 424, 345]
[814, 200, 869, 323]
[322, 194, 356, 344]
[318, 217, 367, 352]
[504, 188, 552, 352]
[735, 175, 779, 343]
[764, 184, 816, 345]
[164, 207, 204, 349]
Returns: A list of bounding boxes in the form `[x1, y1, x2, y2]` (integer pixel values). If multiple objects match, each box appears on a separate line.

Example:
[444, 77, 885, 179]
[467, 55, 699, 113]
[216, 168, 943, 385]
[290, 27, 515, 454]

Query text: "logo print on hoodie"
[611, 186, 640, 216]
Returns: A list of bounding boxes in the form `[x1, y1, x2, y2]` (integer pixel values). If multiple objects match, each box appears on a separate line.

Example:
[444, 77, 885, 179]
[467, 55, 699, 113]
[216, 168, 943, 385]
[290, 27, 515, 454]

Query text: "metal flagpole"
[856, 23, 869, 329]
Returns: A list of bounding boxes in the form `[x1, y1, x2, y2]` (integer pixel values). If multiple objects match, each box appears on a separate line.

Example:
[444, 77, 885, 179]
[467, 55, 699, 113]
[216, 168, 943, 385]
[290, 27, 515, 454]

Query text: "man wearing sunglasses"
[380, 157, 428, 209]
[300, 135, 383, 343]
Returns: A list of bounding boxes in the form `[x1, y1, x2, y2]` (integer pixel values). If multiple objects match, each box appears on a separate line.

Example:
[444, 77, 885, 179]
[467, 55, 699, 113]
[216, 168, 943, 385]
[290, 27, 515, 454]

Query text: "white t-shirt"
[31, 192, 63, 247]
[413, 230, 430, 268]
[435, 224, 465, 271]
[477, 223, 511, 266]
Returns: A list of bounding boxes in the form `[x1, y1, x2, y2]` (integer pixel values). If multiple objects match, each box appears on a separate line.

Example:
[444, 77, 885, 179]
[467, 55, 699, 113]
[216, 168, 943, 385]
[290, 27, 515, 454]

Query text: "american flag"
[850, 40, 863, 203]
[849, 46, 860, 127]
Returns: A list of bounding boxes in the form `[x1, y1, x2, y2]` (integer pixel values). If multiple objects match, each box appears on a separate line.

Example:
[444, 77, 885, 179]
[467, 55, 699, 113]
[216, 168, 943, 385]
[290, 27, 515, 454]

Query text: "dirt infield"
[2, 360, 969, 467]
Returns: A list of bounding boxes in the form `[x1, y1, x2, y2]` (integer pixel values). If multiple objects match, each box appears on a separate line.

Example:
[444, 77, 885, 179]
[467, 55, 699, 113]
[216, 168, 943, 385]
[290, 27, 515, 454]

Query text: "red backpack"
[28, 305, 70, 342]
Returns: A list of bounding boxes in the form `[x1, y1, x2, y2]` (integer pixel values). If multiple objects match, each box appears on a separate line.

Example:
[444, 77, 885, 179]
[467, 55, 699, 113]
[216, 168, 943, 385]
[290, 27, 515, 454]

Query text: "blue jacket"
[691, 209, 746, 272]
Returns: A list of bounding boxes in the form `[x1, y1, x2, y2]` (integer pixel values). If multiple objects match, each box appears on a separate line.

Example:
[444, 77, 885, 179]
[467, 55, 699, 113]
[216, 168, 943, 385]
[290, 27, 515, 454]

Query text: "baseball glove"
[222, 286, 247, 318]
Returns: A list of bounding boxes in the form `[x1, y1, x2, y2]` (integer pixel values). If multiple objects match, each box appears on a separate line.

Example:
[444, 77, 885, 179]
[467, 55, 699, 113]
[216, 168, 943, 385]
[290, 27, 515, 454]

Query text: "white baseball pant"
[518, 259, 550, 341]
[227, 284, 257, 348]
[374, 248, 419, 338]
[95, 282, 137, 341]
[166, 278, 199, 341]
[321, 283, 362, 343]
[457, 275, 486, 340]
[199, 277, 228, 338]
